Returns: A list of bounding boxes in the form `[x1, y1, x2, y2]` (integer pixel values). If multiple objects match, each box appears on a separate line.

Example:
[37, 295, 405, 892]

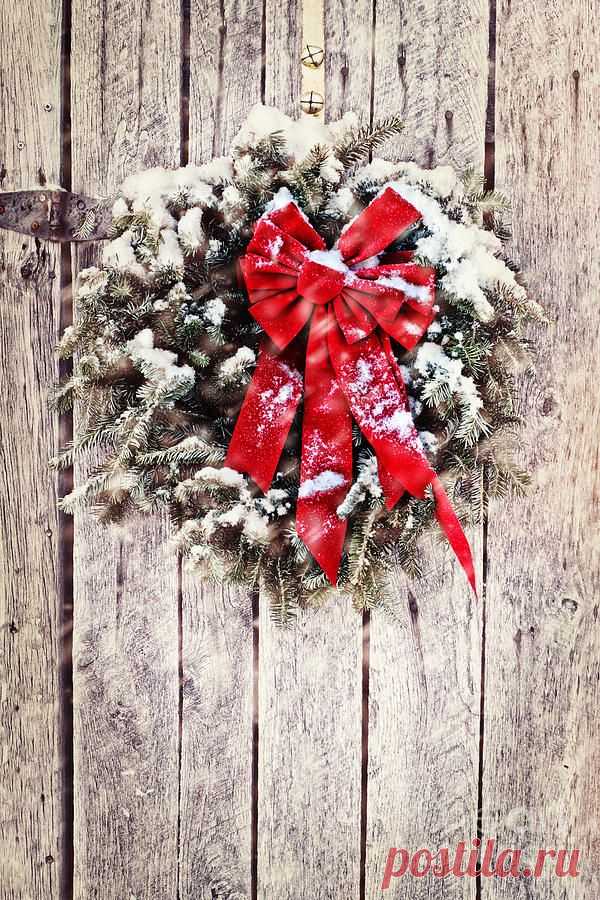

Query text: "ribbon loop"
[225, 190, 476, 592]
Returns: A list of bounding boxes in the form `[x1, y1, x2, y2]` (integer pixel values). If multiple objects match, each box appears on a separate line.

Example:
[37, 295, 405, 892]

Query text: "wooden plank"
[0, 3, 64, 898]
[325, 0, 373, 123]
[483, 0, 600, 894]
[264, 0, 303, 113]
[178, 3, 264, 897]
[256, 4, 364, 898]
[365, 0, 489, 896]
[258, 599, 363, 897]
[69, 3, 182, 897]
[188, 0, 264, 160]
[373, 0, 490, 169]
[179, 581, 254, 899]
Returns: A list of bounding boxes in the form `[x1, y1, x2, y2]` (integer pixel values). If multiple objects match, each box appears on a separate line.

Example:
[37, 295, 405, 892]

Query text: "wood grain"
[189, 0, 264, 162]
[258, 599, 363, 898]
[265, 0, 303, 114]
[483, 0, 600, 895]
[366, 0, 489, 896]
[325, 0, 373, 124]
[373, 0, 490, 169]
[179, 4, 265, 895]
[179, 580, 254, 899]
[0, 2, 64, 898]
[70, 2, 182, 897]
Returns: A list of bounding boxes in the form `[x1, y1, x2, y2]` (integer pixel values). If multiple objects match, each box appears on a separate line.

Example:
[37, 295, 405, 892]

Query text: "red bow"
[225, 187, 476, 592]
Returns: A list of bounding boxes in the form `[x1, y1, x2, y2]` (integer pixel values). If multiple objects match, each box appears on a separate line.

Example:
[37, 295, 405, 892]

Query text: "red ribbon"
[225, 188, 476, 592]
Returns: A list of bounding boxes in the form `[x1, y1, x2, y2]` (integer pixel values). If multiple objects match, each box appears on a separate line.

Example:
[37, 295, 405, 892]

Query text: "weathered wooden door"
[1, 0, 598, 898]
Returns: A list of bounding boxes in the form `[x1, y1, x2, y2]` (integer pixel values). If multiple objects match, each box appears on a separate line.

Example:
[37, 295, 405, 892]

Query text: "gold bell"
[301, 44, 324, 69]
[300, 91, 324, 116]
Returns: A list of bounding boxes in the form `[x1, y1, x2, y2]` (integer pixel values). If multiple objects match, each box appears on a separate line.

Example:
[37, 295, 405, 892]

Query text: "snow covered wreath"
[56, 106, 542, 618]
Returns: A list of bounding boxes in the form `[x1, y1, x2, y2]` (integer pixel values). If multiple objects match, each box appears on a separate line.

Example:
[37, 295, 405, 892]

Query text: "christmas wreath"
[54, 106, 542, 619]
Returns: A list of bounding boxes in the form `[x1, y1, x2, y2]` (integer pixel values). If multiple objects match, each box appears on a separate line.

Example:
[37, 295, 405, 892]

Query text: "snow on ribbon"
[225, 188, 476, 592]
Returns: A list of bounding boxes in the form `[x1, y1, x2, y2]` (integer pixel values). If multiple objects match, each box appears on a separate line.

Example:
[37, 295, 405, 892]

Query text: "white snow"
[353, 159, 459, 198]
[217, 503, 245, 527]
[232, 103, 357, 162]
[194, 157, 233, 185]
[320, 157, 344, 184]
[356, 358, 373, 387]
[176, 436, 206, 449]
[240, 509, 270, 542]
[353, 159, 398, 184]
[415, 341, 483, 413]
[259, 488, 290, 517]
[126, 328, 195, 389]
[119, 167, 178, 229]
[195, 466, 246, 489]
[337, 455, 382, 518]
[219, 346, 256, 378]
[394, 161, 459, 198]
[273, 384, 293, 404]
[375, 274, 431, 303]
[307, 248, 348, 272]
[103, 230, 137, 270]
[326, 187, 356, 216]
[112, 197, 129, 218]
[191, 467, 274, 544]
[178, 207, 204, 250]
[267, 235, 284, 258]
[357, 254, 381, 269]
[380, 408, 415, 439]
[221, 184, 242, 205]
[168, 282, 189, 303]
[418, 430, 439, 454]
[155, 229, 184, 270]
[265, 186, 296, 212]
[203, 298, 227, 327]
[76, 266, 109, 297]
[404, 320, 426, 336]
[298, 470, 346, 499]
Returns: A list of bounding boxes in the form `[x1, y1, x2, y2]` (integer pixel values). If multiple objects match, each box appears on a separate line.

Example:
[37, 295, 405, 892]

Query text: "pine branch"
[334, 114, 404, 170]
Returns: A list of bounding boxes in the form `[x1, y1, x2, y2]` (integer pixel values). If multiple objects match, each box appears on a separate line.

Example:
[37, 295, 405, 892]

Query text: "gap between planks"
[59, 0, 74, 896]
[477, 0, 497, 895]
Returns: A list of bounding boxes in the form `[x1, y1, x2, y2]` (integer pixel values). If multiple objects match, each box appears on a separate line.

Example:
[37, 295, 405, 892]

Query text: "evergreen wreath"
[54, 106, 543, 621]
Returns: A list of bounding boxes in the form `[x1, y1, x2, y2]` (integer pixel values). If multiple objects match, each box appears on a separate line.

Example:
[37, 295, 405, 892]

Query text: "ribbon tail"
[328, 322, 476, 593]
[376, 334, 410, 508]
[296, 308, 353, 585]
[431, 477, 477, 595]
[225, 340, 303, 492]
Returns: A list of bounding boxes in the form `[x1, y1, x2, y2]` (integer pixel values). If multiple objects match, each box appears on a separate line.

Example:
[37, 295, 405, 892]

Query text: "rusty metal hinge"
[0, 190, 113, 242]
